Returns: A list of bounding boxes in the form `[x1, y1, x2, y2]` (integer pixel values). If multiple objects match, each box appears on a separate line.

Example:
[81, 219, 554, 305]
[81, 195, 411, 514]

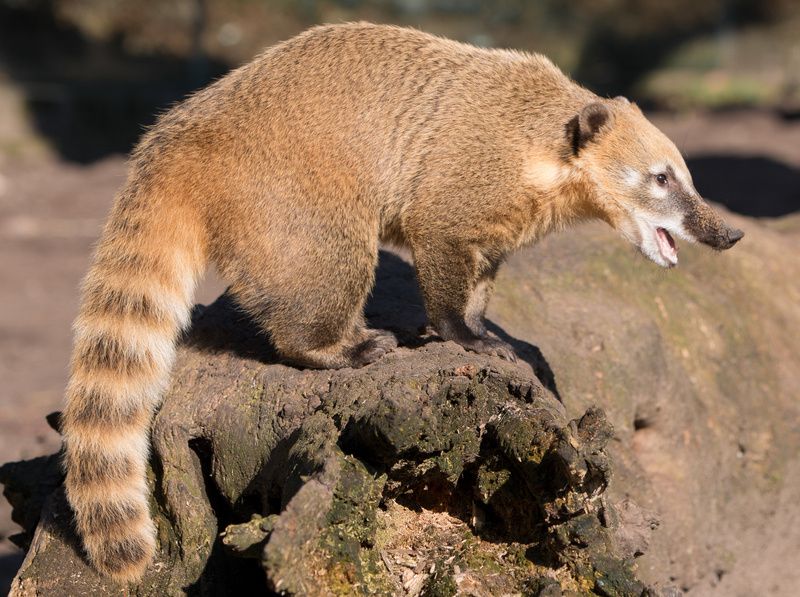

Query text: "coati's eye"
[656, 173, 668, 186]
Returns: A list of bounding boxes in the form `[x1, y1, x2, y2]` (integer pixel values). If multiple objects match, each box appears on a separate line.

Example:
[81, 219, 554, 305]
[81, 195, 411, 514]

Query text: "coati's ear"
[566, 102, 613, 154]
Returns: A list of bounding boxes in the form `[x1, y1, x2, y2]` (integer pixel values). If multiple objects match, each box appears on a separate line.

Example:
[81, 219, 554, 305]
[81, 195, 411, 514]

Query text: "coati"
[60, 22, 744, 582]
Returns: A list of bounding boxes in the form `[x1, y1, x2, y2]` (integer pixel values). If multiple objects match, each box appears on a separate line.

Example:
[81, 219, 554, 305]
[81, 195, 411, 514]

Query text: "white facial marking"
[673, 166, 692, 191]
[622, 167, 641, 188]
[650, 185, 669, 200]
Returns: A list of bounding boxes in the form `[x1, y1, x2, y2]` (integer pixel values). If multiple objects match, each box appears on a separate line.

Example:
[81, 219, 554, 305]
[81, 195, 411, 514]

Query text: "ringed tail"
[61, 171, 206, 582]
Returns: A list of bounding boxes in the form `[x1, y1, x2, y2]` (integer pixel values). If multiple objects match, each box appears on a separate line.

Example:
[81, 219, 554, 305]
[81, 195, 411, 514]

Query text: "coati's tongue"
[656, 227, 678, 264]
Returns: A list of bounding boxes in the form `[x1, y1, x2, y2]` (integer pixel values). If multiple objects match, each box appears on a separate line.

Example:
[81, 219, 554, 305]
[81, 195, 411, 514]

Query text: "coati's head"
[568, 97, 743, 267]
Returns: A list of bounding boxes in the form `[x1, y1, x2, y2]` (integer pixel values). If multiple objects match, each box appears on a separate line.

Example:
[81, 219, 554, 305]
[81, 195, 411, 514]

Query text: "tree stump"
[1, 253, 669, 596]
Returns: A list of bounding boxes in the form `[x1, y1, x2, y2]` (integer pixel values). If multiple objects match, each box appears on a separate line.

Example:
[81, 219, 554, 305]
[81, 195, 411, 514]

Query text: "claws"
[350, 330, 398, 367]
[457, 336, 517, 362]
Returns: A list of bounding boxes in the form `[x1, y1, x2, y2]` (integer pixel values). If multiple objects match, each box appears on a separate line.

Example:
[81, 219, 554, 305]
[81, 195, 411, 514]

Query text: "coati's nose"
[685, 203, 745, 250]
[727, 228, 744, 246]
[715, 224, 744, 251]
[713, 224, 744, 250]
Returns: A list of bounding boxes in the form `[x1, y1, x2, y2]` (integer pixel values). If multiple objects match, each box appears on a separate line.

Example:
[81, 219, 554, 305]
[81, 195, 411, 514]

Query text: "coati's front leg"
[464, 262, 499, 337]
[412, 240, 516, 362]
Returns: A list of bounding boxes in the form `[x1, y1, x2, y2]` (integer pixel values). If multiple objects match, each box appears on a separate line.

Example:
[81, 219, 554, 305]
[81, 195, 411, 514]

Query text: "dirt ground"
[0, 109, 798, 594]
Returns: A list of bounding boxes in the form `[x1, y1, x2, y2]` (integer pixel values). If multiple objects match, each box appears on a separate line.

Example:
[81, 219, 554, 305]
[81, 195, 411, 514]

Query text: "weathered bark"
[0, 254, 671, 596]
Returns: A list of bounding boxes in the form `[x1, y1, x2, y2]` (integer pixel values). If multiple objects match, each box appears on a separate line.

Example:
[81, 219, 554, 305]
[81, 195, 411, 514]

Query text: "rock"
[221, 514, 276, 559]
[487, 213, 800, 592]
[1, 289, 655, 595]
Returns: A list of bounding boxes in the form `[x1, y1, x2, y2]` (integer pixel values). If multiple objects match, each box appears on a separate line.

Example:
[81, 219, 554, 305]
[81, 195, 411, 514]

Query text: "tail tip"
[85, 530, 156, 584]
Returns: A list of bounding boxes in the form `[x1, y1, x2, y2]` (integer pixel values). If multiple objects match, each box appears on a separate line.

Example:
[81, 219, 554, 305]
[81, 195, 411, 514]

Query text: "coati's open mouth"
[655, 227, 678, 266]
[628, 217, 683, 268]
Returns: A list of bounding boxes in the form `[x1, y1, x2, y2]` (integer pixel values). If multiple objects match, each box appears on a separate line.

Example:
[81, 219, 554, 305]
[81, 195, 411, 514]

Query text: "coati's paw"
[458, 336, 517, 362]
[349, 330, 398, 367]
[364, 328, 398, 346]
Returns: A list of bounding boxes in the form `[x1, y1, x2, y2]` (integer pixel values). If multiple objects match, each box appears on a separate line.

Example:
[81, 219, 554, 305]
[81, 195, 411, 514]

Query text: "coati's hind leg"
[276, 327, 397, 369]
[227, 243, 396, 370]
[411, 239, 516, 362]
[348, 313, 399, 366]
[277, 313, 397, 369]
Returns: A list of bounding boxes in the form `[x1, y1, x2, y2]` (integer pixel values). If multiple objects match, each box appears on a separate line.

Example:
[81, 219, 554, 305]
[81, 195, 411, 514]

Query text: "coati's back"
[61, 23, 595, 582]
[152, 23, 591, 267]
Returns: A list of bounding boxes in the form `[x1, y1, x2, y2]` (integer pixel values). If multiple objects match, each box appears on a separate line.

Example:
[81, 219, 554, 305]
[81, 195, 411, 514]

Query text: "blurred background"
[0, 0, 798, 593]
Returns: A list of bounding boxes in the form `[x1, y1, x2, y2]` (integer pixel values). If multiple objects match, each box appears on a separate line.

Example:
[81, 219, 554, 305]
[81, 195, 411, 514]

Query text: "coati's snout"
[568, 99, 744, 267]
[682, 198, 744, 250]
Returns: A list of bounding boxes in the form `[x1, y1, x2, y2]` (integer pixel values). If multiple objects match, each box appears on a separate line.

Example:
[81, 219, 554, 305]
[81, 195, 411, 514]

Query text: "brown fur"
[61, 22, 741, 582]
